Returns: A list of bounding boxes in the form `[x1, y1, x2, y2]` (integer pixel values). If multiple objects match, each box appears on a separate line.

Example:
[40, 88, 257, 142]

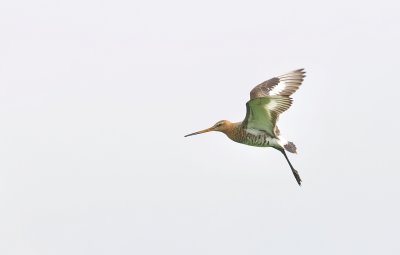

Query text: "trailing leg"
[279, 149, 302, 186]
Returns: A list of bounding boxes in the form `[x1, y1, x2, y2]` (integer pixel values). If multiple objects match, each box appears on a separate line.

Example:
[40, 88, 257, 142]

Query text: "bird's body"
[216, 121, 284, 149]
[185, 69, 305, 186]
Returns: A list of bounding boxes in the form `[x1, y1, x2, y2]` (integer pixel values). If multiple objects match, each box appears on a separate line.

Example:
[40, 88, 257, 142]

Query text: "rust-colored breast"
[223, 123, 251, 144]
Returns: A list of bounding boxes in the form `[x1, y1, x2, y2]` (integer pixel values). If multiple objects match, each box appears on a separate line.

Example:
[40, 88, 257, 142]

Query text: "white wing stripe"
[269, 82, 286, 96]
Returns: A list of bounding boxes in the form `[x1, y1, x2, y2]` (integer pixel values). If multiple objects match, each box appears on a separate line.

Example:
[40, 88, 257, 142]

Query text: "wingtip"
[294, 68, 306, 75]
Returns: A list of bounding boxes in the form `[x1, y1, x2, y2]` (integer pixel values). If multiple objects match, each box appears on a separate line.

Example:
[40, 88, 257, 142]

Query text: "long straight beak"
[184, 128, 213, 137]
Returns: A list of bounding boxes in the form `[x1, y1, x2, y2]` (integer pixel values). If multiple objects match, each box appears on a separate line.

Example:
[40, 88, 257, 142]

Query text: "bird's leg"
[279, 149, 302, 186]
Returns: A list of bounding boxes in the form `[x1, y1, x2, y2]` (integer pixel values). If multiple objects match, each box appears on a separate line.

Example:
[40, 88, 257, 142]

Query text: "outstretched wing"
[242, 96, 292, 137]
[250, 69, 305, 99]
[244, 69, 305, 137]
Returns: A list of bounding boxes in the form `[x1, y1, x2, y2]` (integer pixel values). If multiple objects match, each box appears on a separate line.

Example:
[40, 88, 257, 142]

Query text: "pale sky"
[1, 0, 399, 254]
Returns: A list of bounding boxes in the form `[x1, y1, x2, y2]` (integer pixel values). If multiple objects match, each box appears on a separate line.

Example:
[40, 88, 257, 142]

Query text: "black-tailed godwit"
[185, 69, 306, 186]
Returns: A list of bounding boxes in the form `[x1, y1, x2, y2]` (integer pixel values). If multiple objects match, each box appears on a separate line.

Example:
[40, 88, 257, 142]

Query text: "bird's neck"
[221, 122, 244, 141]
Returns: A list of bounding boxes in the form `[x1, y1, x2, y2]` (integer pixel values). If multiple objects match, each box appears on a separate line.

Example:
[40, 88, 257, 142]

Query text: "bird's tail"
[284, 141, 297, 154]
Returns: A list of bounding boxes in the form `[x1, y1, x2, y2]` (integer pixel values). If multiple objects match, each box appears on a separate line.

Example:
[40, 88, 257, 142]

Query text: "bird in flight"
[185, 69, 306, 186]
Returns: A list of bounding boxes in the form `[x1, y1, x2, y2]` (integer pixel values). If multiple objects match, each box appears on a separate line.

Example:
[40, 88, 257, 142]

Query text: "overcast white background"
[1, 0, 399, 254]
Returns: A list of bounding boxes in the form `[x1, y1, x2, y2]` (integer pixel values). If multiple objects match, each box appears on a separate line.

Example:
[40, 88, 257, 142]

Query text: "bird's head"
[184, 120, 232, 137]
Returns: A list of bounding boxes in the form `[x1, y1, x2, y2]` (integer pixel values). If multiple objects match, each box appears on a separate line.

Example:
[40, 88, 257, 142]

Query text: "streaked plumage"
[185, 69, 306, 186]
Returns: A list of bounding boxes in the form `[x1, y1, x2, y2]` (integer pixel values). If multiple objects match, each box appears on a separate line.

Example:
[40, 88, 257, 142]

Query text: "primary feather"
[250, 69, 305, 98]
